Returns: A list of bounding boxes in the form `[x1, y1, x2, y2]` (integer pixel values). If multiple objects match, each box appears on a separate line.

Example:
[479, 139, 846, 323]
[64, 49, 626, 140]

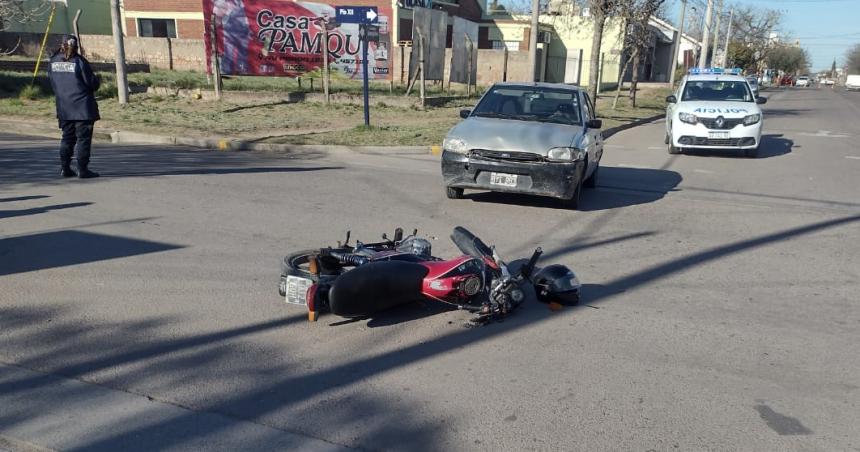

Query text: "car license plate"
[708, 131, 730, 139]
[490, 172, 517, 187]
[285, 275, 313, 306]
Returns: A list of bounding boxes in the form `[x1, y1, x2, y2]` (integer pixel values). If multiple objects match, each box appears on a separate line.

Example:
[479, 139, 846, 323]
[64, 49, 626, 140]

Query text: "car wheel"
[446, 186, 464, 199]
[668, 135, 681, 155]
[664, 133, 670, 144]
[745, 147, 759, 158]
[583, 162, 598, 188]
[560, 168, 584, 210]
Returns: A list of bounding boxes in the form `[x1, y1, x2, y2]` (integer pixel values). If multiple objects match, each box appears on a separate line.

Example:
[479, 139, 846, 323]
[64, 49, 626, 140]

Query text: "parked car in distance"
[846, 74, 860, 91]
[795, 76, 811, 87]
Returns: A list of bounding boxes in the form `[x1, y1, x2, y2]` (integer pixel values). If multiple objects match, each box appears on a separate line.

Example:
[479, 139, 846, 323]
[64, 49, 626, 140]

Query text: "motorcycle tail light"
[308, 256, 319, 276]
[307, 284, 319, 322]
[462, 276, 481, 296]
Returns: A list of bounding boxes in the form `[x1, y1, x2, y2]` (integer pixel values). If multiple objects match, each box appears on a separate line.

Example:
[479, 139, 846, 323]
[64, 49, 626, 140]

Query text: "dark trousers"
[59, 120, 95, 168]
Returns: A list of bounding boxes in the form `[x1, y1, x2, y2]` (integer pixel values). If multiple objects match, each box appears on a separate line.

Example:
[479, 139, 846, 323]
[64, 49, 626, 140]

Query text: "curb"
[600, 113, 664, 140]
[1, 113, 662, 156]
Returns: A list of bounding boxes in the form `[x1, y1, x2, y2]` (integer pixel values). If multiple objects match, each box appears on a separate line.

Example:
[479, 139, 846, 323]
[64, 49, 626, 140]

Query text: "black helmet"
[533, 264, 581, 306]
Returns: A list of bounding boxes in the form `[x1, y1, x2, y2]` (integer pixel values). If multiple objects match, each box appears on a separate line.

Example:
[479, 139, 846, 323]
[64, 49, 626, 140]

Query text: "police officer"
[48, 35, 100, 178]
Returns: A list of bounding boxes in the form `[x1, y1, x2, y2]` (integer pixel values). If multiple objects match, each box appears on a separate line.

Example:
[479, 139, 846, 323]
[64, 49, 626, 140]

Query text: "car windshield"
[682, 80, 754, 102]
[471, 86, 582, 126]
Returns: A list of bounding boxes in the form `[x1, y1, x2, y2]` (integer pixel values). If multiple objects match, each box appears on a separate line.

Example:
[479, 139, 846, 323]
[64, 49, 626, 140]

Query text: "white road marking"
[647, 146, 664, 150]
[693, 169, 715, 174]
[845, 156, 860, 160]
[799, 130, 850, 138]
[604, 144, 627, 149]
[617, 163, 652, 169]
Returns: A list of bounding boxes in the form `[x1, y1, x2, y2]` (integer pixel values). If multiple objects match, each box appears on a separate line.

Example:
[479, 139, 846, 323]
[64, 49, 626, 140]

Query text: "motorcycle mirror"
[412, 229, 418, 236]
[521, 247, 543, 279]
[394, 228, 403, 242]
[382, 233, 388, 240]
[344, 230, 351, 246]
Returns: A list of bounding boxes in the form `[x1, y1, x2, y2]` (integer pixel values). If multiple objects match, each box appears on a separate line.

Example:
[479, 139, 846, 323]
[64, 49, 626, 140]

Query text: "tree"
[727, 41, 756, 72]
[830, 59, 836, 78]
[847, 44, 860, 74]
[587, 0, 617, 113]
[1, 0, 51, 31]
[727, 5, 783, 71]
[766, 45, 809, 75]
[612, 0, 665, 108]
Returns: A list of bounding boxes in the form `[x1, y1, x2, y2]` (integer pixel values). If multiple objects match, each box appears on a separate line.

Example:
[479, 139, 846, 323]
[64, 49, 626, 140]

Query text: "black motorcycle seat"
[328, 261, 428, 317]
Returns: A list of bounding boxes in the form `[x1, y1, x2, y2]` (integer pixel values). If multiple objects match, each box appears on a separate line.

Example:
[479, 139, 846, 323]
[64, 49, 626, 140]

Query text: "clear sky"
[667, 0, 860, 71]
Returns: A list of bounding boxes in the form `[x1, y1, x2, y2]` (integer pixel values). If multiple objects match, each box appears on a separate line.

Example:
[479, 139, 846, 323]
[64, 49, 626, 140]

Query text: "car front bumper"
[441, 150, 584, 200]
[671, 121, 762, 150]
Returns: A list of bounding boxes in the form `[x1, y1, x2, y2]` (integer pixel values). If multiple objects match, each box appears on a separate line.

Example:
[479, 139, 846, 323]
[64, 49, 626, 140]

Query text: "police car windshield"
[682, 80, 754, 102]
[472, 86, 583, 126]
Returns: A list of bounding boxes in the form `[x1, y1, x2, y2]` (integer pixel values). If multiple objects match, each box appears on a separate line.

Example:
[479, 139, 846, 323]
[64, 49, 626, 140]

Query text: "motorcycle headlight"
[678, 112, 698, 125]
[442, 137, 468, 154]
[547, 147, 585, 162]
[743, 114, 761, 126]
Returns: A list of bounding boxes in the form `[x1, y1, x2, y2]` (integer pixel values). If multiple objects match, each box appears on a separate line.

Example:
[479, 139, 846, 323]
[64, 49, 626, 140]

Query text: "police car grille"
[690, 137, 744, 146]
[471, 150, 544, 162]
[698, 117, 743, 129]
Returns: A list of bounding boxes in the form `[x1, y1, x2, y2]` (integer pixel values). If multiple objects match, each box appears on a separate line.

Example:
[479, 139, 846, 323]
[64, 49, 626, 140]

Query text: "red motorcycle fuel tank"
[421, 256, 485, 304]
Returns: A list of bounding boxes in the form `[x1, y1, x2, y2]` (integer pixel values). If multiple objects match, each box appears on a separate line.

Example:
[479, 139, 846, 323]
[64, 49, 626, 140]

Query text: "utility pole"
[669, 0, 687, 88]
[711, 0, 723, 66]
[528, 0, 540, 82]
[109, 0, 128, 104]
[698, 0, 713, 69]
[722, 8, 733, 67]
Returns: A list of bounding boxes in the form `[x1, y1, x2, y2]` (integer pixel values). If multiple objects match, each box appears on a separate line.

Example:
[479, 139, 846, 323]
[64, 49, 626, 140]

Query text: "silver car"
[746, 76, 760, 97]
[441, 83, 603, 209]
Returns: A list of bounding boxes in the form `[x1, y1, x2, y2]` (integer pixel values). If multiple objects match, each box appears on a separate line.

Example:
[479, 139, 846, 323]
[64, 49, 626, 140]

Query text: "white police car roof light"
[688, 68, 743, 75]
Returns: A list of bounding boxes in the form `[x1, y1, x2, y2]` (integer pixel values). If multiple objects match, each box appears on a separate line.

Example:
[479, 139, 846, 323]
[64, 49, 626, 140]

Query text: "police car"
[666, 68, 767, 158]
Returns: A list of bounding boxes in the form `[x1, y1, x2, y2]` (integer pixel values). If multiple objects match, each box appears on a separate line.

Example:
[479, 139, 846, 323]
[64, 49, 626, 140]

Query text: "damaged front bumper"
[441, 150, 584, 200]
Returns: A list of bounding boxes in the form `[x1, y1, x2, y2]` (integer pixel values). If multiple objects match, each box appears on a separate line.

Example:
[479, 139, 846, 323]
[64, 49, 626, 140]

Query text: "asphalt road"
[1, 86, 859, 452]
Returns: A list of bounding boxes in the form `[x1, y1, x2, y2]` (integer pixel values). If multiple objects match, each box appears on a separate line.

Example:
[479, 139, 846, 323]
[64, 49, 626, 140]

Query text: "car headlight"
[442, 137, 468, 154]
[743, 114, 761, 126]
[678, 112, 698, 125]
[547, 147, 586, 162]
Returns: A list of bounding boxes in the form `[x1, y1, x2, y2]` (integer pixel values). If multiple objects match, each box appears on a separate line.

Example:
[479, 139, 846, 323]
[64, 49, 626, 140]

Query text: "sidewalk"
[0, 114, 663, 156]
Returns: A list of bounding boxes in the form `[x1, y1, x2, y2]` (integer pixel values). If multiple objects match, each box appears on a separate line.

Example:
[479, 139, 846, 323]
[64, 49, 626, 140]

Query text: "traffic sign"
[335, 6, 378, 24]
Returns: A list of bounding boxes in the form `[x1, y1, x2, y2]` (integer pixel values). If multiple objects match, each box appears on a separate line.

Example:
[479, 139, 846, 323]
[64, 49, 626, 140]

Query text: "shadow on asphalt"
[0, 230, 183, 276]
[0, 136, 334, 188]
[0, 202, 92, 220]
[462, 166, 682, 212]
[2, 213, 860, 450]
[680, 134, 793, 159]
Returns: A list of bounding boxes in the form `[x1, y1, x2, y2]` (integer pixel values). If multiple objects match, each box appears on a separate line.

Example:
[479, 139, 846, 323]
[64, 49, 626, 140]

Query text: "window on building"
[138, 19, 177, 38]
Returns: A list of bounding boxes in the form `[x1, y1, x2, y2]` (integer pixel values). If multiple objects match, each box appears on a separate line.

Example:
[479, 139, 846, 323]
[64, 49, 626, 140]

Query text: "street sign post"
[338, 6, 378, 127]
[335, 6, 378, 24]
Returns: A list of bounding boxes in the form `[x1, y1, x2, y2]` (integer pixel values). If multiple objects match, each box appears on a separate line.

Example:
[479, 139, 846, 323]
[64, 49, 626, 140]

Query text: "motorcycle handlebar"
[520, 247, 542, 279]
[328, 251, 369, 266]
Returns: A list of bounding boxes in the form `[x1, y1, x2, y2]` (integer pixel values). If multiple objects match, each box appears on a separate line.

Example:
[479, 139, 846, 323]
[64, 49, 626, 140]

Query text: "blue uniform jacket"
[48, 53, 101, 121]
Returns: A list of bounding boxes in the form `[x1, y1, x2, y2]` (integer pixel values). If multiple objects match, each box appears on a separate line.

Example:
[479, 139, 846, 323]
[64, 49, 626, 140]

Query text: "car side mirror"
[586, 119, 602, 129]
[756, 97, 767, 105]
[666, 95, 677, 103]
[459, 109, 471, 119]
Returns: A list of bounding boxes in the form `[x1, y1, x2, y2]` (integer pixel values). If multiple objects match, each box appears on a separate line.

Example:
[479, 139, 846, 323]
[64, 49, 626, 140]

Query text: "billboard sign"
[203, 0, 391, 79]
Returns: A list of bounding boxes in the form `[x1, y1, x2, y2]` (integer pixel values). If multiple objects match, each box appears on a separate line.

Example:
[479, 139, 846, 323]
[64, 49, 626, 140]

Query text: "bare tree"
[587, 0, 617, 112]
[847, 43, 860, 74]
[1, 0, 51, 30]
[726, 5, 782, 71]
[622, 0, 664, 107]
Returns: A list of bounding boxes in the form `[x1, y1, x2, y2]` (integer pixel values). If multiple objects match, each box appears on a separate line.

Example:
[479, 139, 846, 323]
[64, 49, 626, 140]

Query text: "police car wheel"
[668, 138, 681, 155]
[664, 133, 669, 145]
[745, 147, 759, 158]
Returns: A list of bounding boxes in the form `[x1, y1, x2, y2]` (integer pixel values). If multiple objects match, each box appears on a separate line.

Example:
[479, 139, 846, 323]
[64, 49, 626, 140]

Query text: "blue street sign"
[335, 6, 379, 24]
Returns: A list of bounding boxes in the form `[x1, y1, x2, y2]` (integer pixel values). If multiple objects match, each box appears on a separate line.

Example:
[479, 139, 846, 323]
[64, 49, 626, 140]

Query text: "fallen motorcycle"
[279, 226, 581, 324]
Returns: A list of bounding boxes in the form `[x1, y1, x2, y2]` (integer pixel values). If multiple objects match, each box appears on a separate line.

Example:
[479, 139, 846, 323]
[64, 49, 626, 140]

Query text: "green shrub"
[96, 81, 118, 99]
[19, 85, 44, 100]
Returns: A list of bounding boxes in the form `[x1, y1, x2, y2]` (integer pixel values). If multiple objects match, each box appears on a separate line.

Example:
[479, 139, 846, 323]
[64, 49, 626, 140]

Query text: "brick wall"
[124, 0, 202, 13]
[82, 34, 207, 71]
[392, 46, 532, 85]
[125, 19, 138, 36]
[177, 19, 205, 39]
